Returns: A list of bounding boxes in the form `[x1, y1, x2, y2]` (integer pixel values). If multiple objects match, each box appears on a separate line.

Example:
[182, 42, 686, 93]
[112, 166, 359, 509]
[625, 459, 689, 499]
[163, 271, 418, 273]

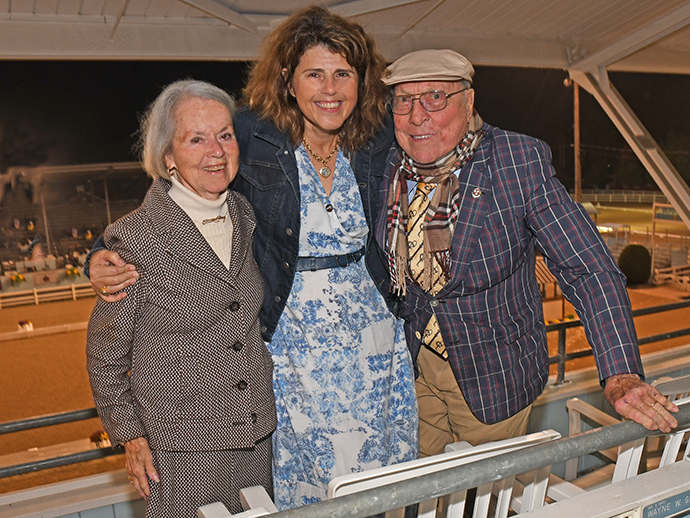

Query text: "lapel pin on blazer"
[471, 187, 483, 199]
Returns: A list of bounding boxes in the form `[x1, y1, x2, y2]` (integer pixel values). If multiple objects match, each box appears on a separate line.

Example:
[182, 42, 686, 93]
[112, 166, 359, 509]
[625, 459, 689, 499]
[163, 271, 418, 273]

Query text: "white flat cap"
[383, 49, 474, 86]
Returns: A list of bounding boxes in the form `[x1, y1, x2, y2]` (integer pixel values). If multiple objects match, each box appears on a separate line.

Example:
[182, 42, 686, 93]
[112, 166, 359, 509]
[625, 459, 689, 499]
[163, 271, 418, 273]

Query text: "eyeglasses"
[390, 88, 469, 115]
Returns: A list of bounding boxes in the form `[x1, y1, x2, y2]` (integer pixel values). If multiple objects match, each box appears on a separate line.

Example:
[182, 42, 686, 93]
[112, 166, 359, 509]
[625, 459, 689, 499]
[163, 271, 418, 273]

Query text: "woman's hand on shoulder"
[90, 250, 139, 302]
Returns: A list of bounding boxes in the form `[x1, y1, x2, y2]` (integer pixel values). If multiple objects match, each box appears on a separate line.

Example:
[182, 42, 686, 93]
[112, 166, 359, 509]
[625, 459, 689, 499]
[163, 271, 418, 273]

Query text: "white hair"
[139, 79, 236, 180]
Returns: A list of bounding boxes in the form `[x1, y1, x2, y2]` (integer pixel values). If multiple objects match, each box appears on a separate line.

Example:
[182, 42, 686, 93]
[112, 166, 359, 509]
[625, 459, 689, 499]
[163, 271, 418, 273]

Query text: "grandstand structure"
[0, 162, 149, 269]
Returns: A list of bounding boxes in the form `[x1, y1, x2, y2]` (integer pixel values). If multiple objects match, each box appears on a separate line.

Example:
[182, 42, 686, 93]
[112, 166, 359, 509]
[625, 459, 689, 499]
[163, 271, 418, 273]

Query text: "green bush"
[617, 244, 651, 285]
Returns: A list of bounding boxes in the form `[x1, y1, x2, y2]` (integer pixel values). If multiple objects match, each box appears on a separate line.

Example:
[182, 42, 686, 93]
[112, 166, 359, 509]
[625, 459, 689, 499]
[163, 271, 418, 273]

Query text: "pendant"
[318, 166, 331, 178]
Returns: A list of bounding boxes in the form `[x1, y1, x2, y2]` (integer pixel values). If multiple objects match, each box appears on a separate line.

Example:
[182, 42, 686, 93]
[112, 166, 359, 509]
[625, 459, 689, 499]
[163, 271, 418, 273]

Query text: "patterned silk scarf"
[386, 111, 484, 295]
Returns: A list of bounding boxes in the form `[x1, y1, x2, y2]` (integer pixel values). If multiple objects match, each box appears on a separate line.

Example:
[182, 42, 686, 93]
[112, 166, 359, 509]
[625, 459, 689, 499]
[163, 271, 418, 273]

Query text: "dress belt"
[295, 247, 366, 272]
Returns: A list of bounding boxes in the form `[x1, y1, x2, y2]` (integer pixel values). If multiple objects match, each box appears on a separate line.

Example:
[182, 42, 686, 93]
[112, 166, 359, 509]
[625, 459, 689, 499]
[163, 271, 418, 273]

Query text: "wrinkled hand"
[90, 250, 139, 301]
[603, 373, 678, 433]
[124, 437, 159, 499]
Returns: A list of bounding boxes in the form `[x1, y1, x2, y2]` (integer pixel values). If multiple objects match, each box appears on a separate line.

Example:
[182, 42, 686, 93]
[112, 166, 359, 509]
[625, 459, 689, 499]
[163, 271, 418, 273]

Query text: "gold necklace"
[301, 134, 342, 178]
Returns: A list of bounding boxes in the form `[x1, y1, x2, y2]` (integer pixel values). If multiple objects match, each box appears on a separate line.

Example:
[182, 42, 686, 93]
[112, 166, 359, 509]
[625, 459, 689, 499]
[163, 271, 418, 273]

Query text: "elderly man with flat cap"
[376, 49, 678, 456]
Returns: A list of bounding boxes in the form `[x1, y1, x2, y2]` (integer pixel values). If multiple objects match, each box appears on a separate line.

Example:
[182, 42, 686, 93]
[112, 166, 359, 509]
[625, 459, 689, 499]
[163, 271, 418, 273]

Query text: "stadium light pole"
[564, 77, 582, 203]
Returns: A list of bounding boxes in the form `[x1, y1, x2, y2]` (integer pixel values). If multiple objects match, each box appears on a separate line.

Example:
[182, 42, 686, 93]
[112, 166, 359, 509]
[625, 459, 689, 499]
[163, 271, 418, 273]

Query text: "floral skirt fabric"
[267, 259, 419, 510]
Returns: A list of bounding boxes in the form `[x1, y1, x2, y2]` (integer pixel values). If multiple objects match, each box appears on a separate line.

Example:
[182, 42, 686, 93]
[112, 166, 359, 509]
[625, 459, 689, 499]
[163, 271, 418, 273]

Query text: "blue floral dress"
[267, 146, 419, 510]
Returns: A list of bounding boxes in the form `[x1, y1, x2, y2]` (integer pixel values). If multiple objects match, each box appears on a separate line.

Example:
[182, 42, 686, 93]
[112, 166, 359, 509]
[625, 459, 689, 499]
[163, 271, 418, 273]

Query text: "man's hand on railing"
[90, 250, 138, 302]
[124, 437, 159, 500]
[603, 373, 679, 433]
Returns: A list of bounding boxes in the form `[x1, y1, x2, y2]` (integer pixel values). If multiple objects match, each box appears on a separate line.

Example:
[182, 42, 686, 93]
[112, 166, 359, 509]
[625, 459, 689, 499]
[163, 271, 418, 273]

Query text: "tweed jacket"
[87, 179, 276, 451]
[231, 107, 399, 341]
[374, 123, 643, 425]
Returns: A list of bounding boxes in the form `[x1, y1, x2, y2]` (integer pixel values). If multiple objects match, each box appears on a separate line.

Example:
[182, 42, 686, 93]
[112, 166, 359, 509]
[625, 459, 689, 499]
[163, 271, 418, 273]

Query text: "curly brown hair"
[241, 6, 389, 153]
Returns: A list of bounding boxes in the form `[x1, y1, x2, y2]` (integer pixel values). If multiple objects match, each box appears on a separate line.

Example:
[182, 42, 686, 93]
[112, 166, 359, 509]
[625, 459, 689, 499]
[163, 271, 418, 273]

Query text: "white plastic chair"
[653, 395, 690, 466]
[441, 432, 557, 518]
[203, 429, 562, 518]
[543, 373, 690, 508]
[643, 376, 690, 468]
[328, 430, 561, 518]
[198, 486, 278, 518]
[198, 502, 268, 518]
[330, 430, 560, 518]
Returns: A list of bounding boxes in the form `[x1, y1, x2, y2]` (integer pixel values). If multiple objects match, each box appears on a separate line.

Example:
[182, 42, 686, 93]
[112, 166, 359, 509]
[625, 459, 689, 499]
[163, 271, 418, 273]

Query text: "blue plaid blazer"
[374, 123, 643, 424]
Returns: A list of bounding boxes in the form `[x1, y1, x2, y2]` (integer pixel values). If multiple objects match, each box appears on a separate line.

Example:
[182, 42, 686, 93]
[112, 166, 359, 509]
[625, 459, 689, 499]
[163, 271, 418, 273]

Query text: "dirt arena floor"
[554, 284, 690, 373]
[1, 283, 689, 494]
[0, 296, 126, 494]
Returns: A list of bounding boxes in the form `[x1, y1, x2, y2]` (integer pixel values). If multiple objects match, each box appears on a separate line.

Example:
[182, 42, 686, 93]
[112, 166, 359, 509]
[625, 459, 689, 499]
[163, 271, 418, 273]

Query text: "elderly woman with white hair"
[86, 79, 276, 518]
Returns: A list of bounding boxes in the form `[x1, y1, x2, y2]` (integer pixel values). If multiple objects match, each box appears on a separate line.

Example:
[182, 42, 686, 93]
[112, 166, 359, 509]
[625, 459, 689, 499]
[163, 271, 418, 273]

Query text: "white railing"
[574, 190, 668, 204]
[0, 283, 95, 308]
[654, 264, 690, 291]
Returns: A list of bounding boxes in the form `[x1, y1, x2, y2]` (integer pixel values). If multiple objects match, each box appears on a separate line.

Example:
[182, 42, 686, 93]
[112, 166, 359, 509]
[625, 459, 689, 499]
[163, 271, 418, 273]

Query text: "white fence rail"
[0, 283, 95, 308]
[654, 264, 690, 291]
[575, 190, 668, 204]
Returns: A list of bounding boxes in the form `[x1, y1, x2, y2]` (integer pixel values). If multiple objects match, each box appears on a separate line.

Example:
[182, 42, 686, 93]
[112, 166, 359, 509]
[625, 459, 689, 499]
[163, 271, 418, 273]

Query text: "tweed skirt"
[144, 434, 273, 518]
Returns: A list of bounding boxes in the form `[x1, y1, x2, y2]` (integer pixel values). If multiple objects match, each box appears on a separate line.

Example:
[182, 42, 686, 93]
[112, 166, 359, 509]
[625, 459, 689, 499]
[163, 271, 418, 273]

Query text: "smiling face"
[393, 80, 475, 164]
[286, 45, 359, 141]
[164, 97, 239, 200]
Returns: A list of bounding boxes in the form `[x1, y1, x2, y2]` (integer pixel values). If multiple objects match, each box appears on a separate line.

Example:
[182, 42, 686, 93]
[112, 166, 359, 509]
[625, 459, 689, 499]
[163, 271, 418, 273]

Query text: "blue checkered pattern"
[376, 123, 642, 425]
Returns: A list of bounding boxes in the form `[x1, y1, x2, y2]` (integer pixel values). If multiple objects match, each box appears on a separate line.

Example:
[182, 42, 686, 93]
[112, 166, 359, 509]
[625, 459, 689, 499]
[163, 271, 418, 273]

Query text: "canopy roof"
[2, 0, 690, 75]
[3, 0, 690, 228]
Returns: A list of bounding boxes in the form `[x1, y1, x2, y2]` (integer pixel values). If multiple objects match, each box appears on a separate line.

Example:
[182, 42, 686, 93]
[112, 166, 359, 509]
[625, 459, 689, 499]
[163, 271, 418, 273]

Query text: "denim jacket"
[230, 107, 398, 342]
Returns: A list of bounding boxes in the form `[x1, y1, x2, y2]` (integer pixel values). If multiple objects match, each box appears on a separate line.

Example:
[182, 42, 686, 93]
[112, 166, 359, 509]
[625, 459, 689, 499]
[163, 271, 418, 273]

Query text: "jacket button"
[430, 299, 439, 307]
[232, 341, 243, 351]
[286, 228, 293, 236]
[229, 301, 240, 311]
[283, 262, 290, 269]
[415, 331, 422, 339]
[261, 326, 268, 334]
[274, 295, 281, 302]
[251, 412, 258, 423]
[237, 380, 248, 390]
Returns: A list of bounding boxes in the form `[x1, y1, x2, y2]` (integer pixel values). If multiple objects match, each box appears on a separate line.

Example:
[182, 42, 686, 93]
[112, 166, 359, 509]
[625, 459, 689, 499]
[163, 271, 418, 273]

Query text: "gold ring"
[99, 286, 109, 297]
[651, 401, 658, 409]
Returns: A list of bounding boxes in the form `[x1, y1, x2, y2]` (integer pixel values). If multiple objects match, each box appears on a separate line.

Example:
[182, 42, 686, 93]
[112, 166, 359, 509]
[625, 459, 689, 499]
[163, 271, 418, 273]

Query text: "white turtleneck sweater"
[168, 176, 233, 268]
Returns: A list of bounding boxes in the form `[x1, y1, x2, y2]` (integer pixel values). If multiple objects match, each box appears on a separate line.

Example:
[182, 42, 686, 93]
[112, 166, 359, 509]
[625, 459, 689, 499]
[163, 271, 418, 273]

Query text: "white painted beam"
[385, 0, 446, 45]
[35, 0, 59, 15]
[569, 2, 690, 72]
[3, 15, 690, 74]
[566, 3, 690, 230]
[265, 0, 427, 29]
[0, 18, 268, 60]
[11, 0, 35, 13]
[0, 18, 570, 65]
[571, 68, 690, 230]
[175, 0, 257, 33]
[372, 27, 570, 67]
[330, 0, 425, 17]
[609, 47, 690, 75]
